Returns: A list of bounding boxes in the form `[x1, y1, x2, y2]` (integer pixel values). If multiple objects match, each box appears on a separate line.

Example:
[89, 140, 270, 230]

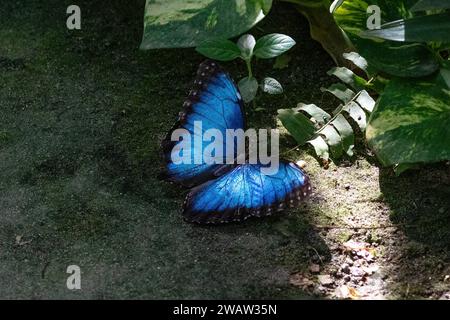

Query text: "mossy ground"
[0, 0, 449, 299]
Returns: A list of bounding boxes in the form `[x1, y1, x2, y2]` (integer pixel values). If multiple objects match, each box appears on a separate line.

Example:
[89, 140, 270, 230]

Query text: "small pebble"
[318, 274, 334, 287]
[341, 263, 350, 274]
[309, 264, 320, 274]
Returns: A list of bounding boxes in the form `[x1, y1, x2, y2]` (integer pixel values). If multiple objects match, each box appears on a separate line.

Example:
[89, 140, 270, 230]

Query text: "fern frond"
[278, 53, 376, 162]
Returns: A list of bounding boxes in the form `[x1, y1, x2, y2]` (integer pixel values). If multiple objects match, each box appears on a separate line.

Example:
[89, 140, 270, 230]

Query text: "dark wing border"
[160, 60, 245, 187]
[182, 160, 312, 224]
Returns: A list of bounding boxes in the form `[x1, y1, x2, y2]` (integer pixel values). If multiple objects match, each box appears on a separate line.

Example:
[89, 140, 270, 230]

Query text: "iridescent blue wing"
[161, 60, 245, 187]
[183, 160, 311, 224]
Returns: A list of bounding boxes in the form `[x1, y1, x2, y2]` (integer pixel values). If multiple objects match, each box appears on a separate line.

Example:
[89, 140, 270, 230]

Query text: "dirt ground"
[0, 0, 449, 299]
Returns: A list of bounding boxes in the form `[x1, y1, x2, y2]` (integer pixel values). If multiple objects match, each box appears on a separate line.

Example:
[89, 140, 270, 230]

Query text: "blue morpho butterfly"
[161, 60, 311, 224]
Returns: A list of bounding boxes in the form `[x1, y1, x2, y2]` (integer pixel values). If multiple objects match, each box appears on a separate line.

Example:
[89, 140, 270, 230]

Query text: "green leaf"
[333, 0, 441, 77]
[141, 0, 271, 49]
[237, 34, 256, 59]
[308, 136, 330, 160]
[360, 13, 450, 43]
[320, 125, 343, 158]
[273, 54, 292, 69]
[355, 90, 376, 112]
[332, 0, 415, 37]
[343, 101, 367, 131]
[355, 40, 440, 78]
[254, 34, 296, 59]
[279, 93, 370, 161]
[411, 0, 450, 12]
[238, 76, 259, 102]
[297, 103, 331, 125]
[330, 0, 346, 13]
[261, 77, 283, 94]
[393, 163, 420, 175]
[327, 67, 367, 91]
[261, 0, 273, 14]
[440, 67, 450, 89]
[331, 114, 355, 156]
[196, 39, 241, 61]
[321, 83, 355, 103]
[342, 52, 369, 73]
[277, 109, 316, 145]
[366, 77, 450, 166]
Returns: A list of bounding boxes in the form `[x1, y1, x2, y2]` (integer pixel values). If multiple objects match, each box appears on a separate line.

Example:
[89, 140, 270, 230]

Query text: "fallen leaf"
[335, 285, 359, 299]
[348, 286, 360, 299]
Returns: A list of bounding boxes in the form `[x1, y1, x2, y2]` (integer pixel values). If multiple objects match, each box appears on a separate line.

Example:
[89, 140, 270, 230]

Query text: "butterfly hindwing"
[183, 160, 311, 224]
[161, 60, 245, 187]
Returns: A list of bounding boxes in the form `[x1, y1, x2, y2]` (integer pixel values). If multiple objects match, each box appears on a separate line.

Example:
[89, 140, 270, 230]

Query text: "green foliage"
[238, 76, 259, 102]
[140, 0, 272, 49]
[273, 54, 292, 69]
[261, 77, 283, 94]
[411, 0, 450, 11]
[366, 76, 450, 166]
[140, 0, 450, 172]
[196, 39, 241, 61]
[278, 54, 376, 162]
[331, 0, 446, 76]
[360, 12, 450, 43]
[196, 33, 295, 104]
[253, 33, 296, 58]
[330, 0, 450, 171]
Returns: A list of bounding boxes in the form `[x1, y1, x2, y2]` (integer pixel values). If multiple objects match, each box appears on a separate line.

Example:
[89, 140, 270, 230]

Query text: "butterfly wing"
[162, 60, 245, 187]
[183, 160, 311, 224]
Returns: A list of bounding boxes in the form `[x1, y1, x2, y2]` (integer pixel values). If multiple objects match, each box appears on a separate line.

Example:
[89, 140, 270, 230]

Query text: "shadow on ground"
[0, 0, 336, 298]
[379, 165, 450, 298]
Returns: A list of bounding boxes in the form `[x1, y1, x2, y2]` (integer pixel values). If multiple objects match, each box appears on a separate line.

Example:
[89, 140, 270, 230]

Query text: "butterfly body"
[162, 60, 311, 224]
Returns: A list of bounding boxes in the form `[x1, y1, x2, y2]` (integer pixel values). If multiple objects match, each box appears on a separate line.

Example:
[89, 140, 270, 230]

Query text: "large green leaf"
[360, 13, 450, 43]
[352, 39, 440, 78]
[366, 77, 450, 166]
[140, 0, 272, 49]
[195, 39, 241, 61]
[411, 0, 450, 11]
[332, 0, 440, 77]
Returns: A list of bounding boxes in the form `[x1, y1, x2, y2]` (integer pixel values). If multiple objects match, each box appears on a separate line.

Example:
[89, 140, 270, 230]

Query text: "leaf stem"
[315, 91, 362, 135]
[245, 57, 259, 109]
[245, 58, 253, 78]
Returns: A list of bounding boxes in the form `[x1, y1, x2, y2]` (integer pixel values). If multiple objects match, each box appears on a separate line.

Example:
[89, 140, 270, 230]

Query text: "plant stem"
[316, 91, 362, 135]
[245, 57, 258, 109]
[245, 58, 253, 78]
